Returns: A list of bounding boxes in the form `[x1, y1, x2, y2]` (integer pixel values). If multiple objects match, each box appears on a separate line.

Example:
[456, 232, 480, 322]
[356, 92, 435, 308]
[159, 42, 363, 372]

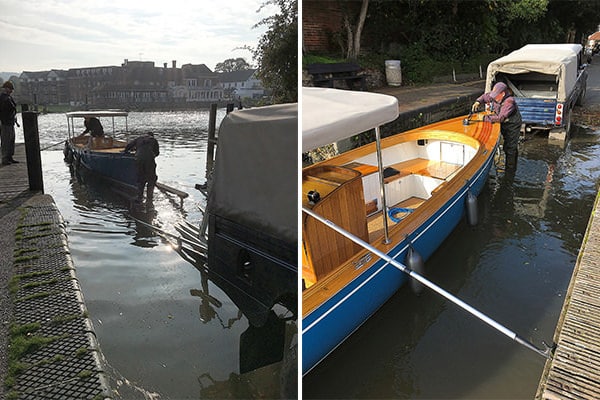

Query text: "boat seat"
[386, 158, 462, 181]
[346, 158, 462, 181]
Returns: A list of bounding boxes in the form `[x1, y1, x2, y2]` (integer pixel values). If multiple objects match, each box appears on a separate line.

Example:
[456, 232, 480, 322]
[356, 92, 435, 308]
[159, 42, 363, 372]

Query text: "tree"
[544, 0, 600, 43]
[343, 0, 369, 60]
[214, 58, 251, 73]
[252, 0, 298, 103]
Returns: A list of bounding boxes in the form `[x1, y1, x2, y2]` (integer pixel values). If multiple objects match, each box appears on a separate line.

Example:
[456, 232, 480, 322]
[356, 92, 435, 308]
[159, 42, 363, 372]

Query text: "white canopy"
[302, 87, 399, 152]
[486, 44, 582, 102]
[66, 110, 129, 118]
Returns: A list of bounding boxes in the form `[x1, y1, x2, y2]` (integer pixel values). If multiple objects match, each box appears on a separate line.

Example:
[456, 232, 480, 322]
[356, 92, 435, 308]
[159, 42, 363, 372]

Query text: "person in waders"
[472, 81, 522, 171]
[124, 132, 160, 206]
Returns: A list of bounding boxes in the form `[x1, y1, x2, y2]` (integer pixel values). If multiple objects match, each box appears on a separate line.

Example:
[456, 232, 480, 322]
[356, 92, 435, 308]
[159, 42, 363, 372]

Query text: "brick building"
[303, 0, 362, 54]
[17, 59, 249, 108]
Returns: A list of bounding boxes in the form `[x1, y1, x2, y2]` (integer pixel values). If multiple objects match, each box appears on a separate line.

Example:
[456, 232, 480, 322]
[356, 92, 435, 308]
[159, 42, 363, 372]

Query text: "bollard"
[21, 111, 44, 192]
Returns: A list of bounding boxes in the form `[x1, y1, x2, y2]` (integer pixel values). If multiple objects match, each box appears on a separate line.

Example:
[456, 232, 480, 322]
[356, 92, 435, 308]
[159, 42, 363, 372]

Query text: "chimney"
[172, 60, 176, 69]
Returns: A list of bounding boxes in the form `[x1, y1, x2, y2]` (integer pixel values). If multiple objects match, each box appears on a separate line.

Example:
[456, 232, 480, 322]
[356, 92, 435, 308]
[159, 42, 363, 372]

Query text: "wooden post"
[206, 103, 218, 180]
[22, 110, 44, 192]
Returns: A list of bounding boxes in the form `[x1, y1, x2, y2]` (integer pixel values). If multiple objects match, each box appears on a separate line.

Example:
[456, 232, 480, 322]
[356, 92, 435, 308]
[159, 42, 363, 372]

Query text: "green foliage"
[13, 254, 40, 264]
[6, 322, 69, 389]
[9, 322, 40, 338]
[75, 346, 89, 357]
[15, 290, 62, 303]
[492, 0, 549, 22]
[77, 370, 93, 379]
[307, 0, 600, 85]
[214, 58, 252, 73]
[253, 0, 298, 103]
[302, 55, 346, 67]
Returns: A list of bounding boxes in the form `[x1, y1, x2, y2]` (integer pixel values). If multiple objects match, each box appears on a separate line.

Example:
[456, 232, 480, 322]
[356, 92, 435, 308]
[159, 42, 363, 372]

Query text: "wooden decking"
[0, 144, 35, 218]
[537, 189, 600, 399]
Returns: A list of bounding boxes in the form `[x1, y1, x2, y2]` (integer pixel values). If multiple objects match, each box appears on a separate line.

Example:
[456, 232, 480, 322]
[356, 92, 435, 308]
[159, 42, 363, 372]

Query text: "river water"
[303, 124, 600, 398]
[15, 110, 297, 399]
[17, 103, 600, 399]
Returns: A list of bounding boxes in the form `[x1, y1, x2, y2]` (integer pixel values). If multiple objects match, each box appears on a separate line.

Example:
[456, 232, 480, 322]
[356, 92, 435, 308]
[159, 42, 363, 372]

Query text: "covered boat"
[302, 87, 501, 374]
[205, 103, 298, 325]
[63, 110, 137, 190]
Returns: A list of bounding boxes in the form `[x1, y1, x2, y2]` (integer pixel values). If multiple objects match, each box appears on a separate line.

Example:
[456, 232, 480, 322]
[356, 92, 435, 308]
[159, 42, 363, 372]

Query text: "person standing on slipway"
[124, 132, 160, 204]
[0, 81, 19, 166]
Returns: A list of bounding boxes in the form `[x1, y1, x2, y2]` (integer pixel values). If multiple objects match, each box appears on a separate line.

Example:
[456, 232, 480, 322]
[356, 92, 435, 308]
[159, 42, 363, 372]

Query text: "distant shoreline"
[17, 99, 272, 114]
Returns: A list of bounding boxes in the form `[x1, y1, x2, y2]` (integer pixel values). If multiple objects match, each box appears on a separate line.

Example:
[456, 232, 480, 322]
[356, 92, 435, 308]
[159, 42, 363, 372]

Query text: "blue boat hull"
[65, 141, 138, 191]
[302, 147, 496, 375]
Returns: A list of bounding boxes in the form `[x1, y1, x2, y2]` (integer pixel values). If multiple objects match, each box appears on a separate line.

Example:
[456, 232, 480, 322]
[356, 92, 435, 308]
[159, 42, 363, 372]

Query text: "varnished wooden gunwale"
[302, 115, 499, 316]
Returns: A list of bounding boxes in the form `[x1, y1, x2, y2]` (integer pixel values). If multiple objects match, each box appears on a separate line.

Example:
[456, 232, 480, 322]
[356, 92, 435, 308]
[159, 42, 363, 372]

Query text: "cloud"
[0, 0, 277, 72]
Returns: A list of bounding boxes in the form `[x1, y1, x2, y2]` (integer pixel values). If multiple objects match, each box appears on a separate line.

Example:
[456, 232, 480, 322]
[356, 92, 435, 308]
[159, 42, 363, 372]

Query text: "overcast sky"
[0, 0, 278, 73]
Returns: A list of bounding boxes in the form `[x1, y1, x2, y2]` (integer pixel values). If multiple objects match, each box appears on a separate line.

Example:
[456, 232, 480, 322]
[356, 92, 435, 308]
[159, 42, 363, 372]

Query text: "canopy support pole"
[375, 126, 391, 244]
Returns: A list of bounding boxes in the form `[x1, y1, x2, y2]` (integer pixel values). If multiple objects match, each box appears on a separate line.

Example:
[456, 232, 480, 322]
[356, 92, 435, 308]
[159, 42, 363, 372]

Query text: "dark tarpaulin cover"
[208, 103, 298, 247]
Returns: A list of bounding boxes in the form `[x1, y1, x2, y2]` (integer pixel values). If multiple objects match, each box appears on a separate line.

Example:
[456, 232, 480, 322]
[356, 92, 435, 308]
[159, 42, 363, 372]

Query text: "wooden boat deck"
[536, 190, 600, 399]
[70, 136, 127, 153]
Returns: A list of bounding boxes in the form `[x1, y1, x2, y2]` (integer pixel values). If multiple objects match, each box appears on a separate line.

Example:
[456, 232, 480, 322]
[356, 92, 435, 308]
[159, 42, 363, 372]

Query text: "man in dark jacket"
[472, 81, 522, 170]
[0, 81, 18, 165]
[77, 116, 105, 149]
[124, 132, 160, 203]
[80, 116, 104, 137]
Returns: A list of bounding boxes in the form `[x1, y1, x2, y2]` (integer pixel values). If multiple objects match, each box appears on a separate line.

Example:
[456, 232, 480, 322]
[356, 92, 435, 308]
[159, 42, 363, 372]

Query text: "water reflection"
[68, 163, 297, 399]
[38, 110, 295, 399]
[182, 249, 297, 398]
[129, 209, 160, 248]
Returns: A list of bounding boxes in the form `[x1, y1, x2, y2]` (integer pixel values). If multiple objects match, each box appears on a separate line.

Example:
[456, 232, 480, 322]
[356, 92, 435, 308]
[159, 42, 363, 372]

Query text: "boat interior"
[302, 135, 478, 293]
[70, 135, 129, 153]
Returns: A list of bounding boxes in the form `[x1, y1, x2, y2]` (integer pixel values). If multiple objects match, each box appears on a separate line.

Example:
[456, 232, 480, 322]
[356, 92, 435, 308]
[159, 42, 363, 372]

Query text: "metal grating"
[14, 292, 83, 325]
[8, 200, 110, 399]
